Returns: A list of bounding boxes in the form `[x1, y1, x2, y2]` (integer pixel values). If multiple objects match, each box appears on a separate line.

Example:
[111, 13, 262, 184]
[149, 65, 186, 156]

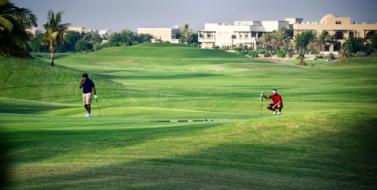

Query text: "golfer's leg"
[267, 104, 275, 111]
[87, 105, 90, 114]
[83, 94, 87, 112]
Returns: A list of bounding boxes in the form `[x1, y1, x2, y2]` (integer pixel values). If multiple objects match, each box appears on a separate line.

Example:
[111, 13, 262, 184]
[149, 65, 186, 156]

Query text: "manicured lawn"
[1, 44, 376, 189]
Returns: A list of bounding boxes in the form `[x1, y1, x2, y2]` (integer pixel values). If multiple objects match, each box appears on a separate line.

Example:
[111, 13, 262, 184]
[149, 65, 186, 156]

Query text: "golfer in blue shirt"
[79, 73, 97, 117]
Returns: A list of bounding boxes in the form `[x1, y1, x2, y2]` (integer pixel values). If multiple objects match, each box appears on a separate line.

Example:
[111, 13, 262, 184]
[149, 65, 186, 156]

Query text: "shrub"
[275, 50, 287, 58]
[264, 52, 271, 57]
[258, 49, 266, 54]
[315, 55, 324, 59]
[75, 39, 93, 52]
[240, 49, 249, 55]
[248, 50, 259, 57]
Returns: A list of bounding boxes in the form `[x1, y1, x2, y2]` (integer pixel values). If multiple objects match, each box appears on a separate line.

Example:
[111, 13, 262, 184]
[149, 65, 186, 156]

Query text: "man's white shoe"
[273, 111, 277, 115]
[85, 113, 90, 117]
[277, 111, 281, 115]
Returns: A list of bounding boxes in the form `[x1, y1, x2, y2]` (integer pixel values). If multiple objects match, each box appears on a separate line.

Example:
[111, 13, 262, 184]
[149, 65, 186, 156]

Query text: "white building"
[198, 20, 289, 49]
[137, 27, 180, 44]
[67, 26, 86, 33]
[26, 27, 42, 36]
[67, 26, 98, 34]
[284, 17, 304, 25]
[98, 29, 112, 38]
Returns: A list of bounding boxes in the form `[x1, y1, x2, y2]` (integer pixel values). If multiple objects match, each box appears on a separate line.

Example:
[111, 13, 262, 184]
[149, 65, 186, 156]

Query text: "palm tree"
[0, 0, 37, 57]
[231, 34, 236, 49]
[295, 31, 315, 65]
[271, 29, 289, 50]
[312, 35, 324, 52]
[313, 32, 333, 52]
[42, 10, 69, 66]
[180, 24, 191, 44]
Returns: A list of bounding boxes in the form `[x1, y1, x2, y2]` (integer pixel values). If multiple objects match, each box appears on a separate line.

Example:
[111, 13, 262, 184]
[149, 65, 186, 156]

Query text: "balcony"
[198, 31, 216, 43]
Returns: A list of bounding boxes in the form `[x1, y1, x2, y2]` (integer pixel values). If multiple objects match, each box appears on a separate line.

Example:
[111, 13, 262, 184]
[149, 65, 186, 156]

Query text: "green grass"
[0, 44, 377, 189]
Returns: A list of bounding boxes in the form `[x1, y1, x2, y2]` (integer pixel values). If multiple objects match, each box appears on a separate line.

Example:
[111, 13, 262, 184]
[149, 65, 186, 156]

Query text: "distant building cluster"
[198, 20, 293, 49]
[26, 26, 113, 39]
[137, 27, 180, 44]
[198, 14, 377, 52]
[294, 14, 377, 51]
[27, 14, 377, 53]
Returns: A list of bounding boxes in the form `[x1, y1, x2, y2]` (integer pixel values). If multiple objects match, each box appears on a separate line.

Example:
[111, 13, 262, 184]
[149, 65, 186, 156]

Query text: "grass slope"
[0, 45, 377, 189]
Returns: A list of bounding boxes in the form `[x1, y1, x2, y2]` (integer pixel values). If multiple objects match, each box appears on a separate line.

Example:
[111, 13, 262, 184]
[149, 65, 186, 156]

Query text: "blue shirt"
[82, 79, 95, 93]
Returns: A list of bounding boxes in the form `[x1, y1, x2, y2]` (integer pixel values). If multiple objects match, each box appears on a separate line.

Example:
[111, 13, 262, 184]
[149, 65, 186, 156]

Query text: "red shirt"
[271, 93, 283, 105]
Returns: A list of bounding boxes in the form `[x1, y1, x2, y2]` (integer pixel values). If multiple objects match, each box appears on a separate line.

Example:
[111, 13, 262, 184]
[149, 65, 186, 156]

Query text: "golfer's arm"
[79, 81, 85, 89]
[92, 86, 96, 95]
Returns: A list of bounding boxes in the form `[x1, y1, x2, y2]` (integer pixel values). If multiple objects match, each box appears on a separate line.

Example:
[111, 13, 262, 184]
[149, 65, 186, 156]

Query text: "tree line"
[1, 0, 198, 66]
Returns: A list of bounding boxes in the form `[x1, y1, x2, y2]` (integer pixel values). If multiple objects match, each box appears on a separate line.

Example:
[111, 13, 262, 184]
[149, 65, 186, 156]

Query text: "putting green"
[0, 44, 376, 189]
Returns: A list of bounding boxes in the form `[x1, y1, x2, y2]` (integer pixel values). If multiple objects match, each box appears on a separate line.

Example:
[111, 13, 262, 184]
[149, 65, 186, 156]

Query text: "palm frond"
[0, 15, 13, 31]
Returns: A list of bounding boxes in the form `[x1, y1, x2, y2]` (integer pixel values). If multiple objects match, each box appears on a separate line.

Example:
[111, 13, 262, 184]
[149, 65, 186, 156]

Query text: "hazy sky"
[13, 0, 377, 31]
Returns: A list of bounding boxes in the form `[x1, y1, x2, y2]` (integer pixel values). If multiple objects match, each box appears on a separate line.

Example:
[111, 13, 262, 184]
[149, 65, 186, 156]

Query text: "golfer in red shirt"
[263, 89, 283, 115]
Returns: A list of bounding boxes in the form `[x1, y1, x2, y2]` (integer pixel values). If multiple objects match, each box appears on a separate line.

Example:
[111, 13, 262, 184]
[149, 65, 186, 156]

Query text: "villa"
[293, 14, 377, 51]
[137, 27, 180, 44]
[198, 20, 295, 49]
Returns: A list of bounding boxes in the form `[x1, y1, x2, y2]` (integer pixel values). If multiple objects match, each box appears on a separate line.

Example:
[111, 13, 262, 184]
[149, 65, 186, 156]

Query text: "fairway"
[1, 44, 377, 189]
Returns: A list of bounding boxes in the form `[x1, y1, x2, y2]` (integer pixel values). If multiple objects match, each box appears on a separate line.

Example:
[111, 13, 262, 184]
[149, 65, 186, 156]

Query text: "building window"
[334, 31, 344, 40]
[336, 21, 341, 24]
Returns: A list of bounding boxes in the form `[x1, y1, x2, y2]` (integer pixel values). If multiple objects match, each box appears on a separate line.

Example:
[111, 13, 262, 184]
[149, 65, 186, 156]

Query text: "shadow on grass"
[7, 114, 377, 190]
[0, 101, 73, 114]
[0, 133, 10, 190]
[3, 121, 220, 165]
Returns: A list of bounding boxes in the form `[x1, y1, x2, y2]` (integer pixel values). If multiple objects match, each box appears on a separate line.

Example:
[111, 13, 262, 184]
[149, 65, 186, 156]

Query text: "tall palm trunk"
[50, 46, 55, 66]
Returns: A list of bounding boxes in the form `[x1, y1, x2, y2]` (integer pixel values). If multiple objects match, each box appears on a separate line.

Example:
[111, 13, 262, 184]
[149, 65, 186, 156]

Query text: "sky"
[13, 0, 377, 32]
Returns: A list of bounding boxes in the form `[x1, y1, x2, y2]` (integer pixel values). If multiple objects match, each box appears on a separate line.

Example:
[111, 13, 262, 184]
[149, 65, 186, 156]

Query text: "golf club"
[95, 98, 102, 117]
[260, 90, 264, 116]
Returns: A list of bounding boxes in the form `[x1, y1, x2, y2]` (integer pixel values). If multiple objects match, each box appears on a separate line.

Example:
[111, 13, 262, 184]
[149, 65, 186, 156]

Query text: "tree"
[83, 32, 103, 51]
[259, 33, 273, 51]
[29, 33, 48, 52]
[109, 30, 152, 47]
[371, 33, 377, 51]
[135, 33, 152, 43]
[0, 0, 37, 57]
[231, 34, 236, 49]
[75, 39, 93, 52]
[258, 29, 290, 52]
[295, 31, 315, 65]
[270, 29, 290, 50]
[188, 32, 198, 46]
[63, 31, 81, 52]
[120, 30, 135, 45]
[41, 10, 70, 66]
[109, 32, 122, 46]
[312, 33, 327, 52]
[180, 24, 191, 44]
[341, 37, 364, 57]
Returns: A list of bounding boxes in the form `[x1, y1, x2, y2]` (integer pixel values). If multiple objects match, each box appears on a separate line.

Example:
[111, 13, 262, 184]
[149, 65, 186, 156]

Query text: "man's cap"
[272, 89, 278, 92]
